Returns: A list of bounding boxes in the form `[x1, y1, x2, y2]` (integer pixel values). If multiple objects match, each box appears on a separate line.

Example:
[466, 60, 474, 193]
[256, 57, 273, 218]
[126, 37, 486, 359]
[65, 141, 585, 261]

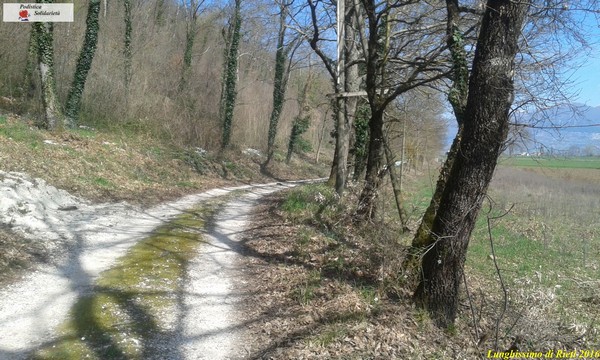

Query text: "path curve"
[0, 173, 314, 360]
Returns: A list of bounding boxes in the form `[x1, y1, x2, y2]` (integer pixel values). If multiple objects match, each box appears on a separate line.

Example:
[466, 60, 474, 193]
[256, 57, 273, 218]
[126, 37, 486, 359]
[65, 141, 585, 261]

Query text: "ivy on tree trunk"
[405, 0, 470, 285]
[65, 0, 101, 124]
[21, 27, 38, 100]
[123, 0, 133, 91]
[220, 0, 242, 149]
[265, 2, 291, 165]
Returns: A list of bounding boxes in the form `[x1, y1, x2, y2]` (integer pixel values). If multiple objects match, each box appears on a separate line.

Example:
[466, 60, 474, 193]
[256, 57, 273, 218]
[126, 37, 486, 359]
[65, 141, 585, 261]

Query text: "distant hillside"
[445, 104, 600, 155]
[526, 104, 600, 154]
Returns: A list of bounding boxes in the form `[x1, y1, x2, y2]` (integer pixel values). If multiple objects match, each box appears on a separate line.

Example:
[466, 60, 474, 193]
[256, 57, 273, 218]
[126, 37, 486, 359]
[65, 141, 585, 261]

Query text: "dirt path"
[179, 183, 298, 359]
[0, 172, 311, 359]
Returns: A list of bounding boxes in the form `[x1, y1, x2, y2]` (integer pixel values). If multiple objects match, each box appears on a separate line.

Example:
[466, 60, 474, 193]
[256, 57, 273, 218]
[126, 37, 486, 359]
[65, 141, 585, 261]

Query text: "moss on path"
[33, 199, 228, 360]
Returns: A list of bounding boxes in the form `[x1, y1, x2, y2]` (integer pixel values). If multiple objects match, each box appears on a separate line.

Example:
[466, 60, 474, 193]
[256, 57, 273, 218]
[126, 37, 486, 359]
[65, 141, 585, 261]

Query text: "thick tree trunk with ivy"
[34, 20, 63, 130]
[265, 3, 290, 165]
[404, 0, 470, 283]
[413, 0, 528, 327]
[65, 0, 101, 124]
[286, 62, 313, 164]
[123, 0, 133, 91]
[220, 0, 242, 149]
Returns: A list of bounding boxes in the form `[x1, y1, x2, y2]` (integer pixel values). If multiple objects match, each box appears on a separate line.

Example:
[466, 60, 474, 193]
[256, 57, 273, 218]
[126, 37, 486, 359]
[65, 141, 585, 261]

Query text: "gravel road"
[0, 171, 311, 359]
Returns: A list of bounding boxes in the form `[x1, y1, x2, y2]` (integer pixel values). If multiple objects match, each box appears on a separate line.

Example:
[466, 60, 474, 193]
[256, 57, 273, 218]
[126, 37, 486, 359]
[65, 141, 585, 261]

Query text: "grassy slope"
[0, 114, 329, 206]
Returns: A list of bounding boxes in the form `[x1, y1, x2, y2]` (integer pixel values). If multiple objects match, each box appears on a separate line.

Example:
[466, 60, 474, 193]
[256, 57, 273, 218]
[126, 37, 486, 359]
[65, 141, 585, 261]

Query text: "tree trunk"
[286, 64, 312, 164]
[65, 0, 101, 124]
[383, 130, 408, 230]
[155, 0, 166, 26]
[413, 0, 528, 327]
[220, 0, 242, 149]
[404, 128, 462, 281]
[265, 3, 289, 165]
[21, 27, 38, 100]
[355, 0, 387, 219]
[123, 0, 133, 91]
[356, 108, 384, 219]
[315, 107, 329, 164]
[34, 20, 63, 130]
[405, 0, 470, 285]
[179, 22, 196, 91]
[352, 103, 370, 181]
[179, 0, 202, 92]
[334, 0, 360, 195]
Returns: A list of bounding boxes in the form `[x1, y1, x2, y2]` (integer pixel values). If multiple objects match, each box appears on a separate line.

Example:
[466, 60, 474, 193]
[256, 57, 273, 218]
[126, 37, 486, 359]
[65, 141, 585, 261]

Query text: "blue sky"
[569, 11, 600, 107]
[574, 54, 600, 107]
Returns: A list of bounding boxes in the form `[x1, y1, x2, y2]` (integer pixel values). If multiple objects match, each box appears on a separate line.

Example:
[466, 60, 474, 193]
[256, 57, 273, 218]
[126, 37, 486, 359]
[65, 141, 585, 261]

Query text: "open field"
[500, 156, 600, 169]
[465, 161, 600, 348]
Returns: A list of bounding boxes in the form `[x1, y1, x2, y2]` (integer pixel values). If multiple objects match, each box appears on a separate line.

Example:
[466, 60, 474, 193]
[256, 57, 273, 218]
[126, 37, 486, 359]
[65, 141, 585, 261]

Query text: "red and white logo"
[18, 9, 29, 21]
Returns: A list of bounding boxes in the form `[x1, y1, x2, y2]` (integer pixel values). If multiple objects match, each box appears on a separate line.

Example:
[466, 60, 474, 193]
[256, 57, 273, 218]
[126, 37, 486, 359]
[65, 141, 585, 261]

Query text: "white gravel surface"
[179, 183, 298, 360]
[0, 170, 312, 359]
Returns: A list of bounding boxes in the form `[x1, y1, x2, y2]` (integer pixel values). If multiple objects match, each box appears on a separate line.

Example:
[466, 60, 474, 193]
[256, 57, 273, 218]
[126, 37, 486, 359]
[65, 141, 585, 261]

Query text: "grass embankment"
[239, 183, 483, 359]
[239, 159, 599, 358]
[0, 114, 328, 206]
[33, 197, 228, 360]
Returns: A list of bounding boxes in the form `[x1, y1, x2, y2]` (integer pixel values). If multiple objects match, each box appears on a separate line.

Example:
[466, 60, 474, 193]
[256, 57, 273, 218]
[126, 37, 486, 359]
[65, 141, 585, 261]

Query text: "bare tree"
[179, 0, 206, 91]
[354, 0, 450, 220]
[300, 0, 360, 193]
[286, 60, 314, 163]
[408, 0, 598, 288]
[406, 0, 474, 280]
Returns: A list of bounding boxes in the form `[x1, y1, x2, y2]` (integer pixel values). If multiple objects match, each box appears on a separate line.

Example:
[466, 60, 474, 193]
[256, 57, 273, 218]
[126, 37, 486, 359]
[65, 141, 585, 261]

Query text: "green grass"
[33, 199, 225, 360]
[0, 117, 43, 148]
[500, 156, 600, 169]
[311, 325, 348, 347]
[293, 269, 322, 306]
[281, 184, 338, 221]
[93, 177, 115, 188]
